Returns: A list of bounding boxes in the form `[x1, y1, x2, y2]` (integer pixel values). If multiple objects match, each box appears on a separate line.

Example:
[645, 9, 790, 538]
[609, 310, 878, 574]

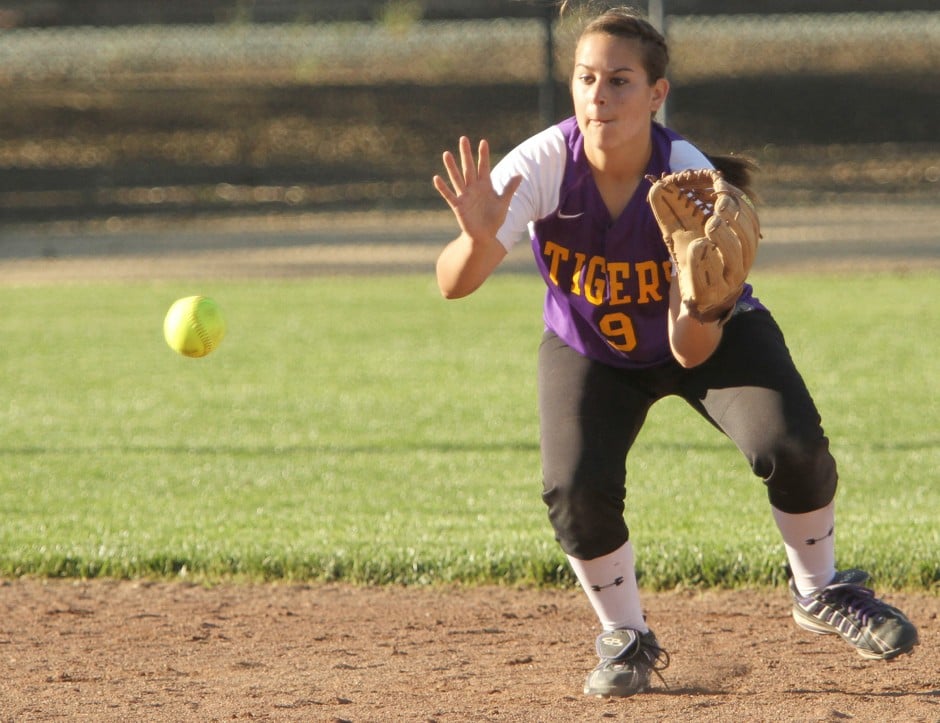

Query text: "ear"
[650, 77, 670, 113]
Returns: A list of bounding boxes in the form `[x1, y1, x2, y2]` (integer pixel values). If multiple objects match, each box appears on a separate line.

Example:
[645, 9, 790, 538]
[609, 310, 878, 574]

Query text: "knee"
[542, 478, 628, 559]
[756, 434, 838, 513]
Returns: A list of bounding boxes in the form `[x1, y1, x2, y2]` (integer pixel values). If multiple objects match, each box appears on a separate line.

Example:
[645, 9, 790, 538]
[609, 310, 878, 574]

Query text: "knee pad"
[761, 435, 838, 514]
[542, 480, 629, 559]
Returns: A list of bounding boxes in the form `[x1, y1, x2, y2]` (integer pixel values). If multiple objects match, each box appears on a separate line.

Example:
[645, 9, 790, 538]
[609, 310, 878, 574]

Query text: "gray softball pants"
[538, 310, 838, 560]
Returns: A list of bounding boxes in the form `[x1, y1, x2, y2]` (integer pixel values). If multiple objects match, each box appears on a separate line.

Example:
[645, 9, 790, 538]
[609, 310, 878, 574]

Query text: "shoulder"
[652, 123, 714, 172]
[491, 122, 569, 220]
[493, 122, 570, 182]
[491, 120, 574, 250]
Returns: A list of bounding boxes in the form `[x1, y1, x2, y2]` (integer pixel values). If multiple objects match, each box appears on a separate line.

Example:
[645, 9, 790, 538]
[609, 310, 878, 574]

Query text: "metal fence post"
[539, 3, 556, 127]
[648, 0, 667, 126]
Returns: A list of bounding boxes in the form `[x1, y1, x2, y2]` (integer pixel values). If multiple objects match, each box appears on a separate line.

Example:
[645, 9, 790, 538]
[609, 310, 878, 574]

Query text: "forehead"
[574, 32, 645, 70]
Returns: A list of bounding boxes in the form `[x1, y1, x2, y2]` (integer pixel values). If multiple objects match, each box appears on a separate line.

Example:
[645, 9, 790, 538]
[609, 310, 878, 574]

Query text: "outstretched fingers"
[434, 136, 480, 207]
[459, 136, 479, 186]
[475, 139, 522, 204]
[475, 138, 491, 180]
[433, 136, 522, 240]
[432, 172, 457, 208]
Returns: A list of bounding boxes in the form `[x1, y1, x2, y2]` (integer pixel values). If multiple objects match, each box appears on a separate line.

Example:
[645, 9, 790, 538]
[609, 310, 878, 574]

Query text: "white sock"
[771, 502, 837, 597]
[567, 540, 648, 633]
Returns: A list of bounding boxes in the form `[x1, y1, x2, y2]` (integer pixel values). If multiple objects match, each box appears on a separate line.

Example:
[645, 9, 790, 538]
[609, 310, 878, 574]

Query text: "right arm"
[435, 231, 508, 300]
[433, 137, 522, 299]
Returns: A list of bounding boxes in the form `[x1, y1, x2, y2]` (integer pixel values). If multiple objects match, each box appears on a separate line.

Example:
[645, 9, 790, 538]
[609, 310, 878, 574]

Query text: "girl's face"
[571, 32, 668, 157]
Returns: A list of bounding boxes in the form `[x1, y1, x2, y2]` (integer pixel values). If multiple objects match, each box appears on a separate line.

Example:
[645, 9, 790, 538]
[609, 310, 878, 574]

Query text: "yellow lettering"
[543, 241, 570, 287]
[636, 261, 663, 303]
[541, 240, 668, 320]
[608, 262, 632, 305]
[571, 252, 587, 295]
[584, 256, 606, 305]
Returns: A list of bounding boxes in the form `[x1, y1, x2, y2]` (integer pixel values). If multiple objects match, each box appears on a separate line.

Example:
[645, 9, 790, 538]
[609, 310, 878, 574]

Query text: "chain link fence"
[1, 10, 937, 221]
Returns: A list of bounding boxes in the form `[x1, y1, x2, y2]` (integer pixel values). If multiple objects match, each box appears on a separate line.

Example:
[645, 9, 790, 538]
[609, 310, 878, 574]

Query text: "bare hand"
[433, 137, 522, 242]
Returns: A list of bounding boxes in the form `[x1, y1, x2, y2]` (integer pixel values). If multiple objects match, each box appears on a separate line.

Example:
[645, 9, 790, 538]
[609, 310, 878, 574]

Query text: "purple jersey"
[492, 117, 763, 368]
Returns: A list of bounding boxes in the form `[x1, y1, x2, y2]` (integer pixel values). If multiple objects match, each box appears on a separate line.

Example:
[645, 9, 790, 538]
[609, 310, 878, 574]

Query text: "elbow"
[674, 353, 704, 369]
[438, 285, 464, 300]
[435, 235, 504, 300]
[672, 346, 716, 369]
[671, 348, 696, 368]
[435, 256, 464, 299]
[437, 280, 478, 300]
[435, 265, 481, 300]
[435, 269, 467, 299]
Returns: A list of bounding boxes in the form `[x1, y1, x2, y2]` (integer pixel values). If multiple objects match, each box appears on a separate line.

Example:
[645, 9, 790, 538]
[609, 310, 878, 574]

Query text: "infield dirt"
[0, 579, 937, 721]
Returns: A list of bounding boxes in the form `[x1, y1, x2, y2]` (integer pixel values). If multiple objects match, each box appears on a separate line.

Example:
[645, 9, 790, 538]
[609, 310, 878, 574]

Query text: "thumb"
[499, 174, 523, 205]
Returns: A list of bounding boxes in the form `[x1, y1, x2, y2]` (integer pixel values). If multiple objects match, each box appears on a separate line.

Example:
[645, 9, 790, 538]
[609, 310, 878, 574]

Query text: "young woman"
[433, 5, 918, 698]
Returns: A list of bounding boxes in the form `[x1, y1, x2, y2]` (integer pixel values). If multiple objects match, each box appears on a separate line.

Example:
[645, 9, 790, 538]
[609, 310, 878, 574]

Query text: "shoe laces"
[632, 636, 671, 689]
[820, 583, 886, 626]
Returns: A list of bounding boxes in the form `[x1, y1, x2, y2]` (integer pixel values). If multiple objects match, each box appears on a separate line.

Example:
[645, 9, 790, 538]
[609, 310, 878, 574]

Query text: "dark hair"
[707, 154, 760, 201]
[563, 4, 668, 82]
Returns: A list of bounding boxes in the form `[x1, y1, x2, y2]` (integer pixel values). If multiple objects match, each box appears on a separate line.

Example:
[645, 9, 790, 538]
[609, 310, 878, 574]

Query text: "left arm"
[667, 281, 723, 368]
[649, 168, 761, 367]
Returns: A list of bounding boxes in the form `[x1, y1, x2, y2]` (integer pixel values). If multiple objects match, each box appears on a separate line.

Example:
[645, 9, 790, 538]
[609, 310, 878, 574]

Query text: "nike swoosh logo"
[557, 211, 584, 219]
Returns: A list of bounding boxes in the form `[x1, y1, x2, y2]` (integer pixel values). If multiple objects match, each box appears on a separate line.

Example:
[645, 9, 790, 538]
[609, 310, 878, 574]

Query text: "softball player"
[433, 5, 918, 698]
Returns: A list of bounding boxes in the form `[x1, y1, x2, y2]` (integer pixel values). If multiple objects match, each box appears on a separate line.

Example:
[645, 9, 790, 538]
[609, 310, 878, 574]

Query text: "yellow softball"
[163, 296, 226, 358]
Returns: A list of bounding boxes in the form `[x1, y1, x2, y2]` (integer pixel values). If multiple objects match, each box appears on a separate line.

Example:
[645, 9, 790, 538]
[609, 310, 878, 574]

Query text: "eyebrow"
[574, 63, 636, 73]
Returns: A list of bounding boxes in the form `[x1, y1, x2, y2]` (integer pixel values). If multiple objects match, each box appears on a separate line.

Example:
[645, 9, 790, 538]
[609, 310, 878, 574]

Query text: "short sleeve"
[489, 126, 568, 251]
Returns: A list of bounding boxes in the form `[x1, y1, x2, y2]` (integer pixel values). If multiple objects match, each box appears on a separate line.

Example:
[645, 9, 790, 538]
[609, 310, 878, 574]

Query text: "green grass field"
[1, 271, 937, 590]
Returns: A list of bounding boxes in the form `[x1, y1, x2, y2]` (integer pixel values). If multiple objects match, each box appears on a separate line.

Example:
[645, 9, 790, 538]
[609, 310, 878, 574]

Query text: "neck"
[586, 130, 653, 181]
[585, 128, 655, 220]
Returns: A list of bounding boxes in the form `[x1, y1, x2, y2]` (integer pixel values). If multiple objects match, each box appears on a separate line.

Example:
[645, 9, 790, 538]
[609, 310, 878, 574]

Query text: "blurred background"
[0, 0, 937, 226]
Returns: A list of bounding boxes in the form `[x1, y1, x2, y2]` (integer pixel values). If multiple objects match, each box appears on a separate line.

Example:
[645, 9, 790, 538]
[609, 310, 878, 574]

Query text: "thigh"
[538, 332, 667, 556]
[537, 332, 659, 493]
[679, 311, 837, 511]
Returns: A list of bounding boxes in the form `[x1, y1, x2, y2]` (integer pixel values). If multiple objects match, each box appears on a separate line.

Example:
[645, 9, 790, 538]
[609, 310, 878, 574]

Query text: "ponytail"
[706, 154, 759, 201]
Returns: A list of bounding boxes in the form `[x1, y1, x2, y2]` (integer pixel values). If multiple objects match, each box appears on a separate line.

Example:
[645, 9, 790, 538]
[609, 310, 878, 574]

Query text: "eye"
[610, 77, 629, 87]
[577, 74, 596, 85]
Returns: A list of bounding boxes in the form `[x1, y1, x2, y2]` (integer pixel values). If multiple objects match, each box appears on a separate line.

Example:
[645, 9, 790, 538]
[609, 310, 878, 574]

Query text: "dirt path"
[1, 579, 937, 722]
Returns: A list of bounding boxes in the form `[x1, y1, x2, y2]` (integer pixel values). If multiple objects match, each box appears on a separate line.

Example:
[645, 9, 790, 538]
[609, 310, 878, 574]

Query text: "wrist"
[713, 304, 736, 328]
[686, 301, 735, 326]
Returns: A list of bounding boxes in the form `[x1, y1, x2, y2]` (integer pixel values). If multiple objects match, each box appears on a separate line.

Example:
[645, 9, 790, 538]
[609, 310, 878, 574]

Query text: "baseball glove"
[647, 169, 760, 323]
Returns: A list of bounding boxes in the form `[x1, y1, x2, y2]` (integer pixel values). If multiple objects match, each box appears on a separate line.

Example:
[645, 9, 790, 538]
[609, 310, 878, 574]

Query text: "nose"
[588, 82, 607, 107]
